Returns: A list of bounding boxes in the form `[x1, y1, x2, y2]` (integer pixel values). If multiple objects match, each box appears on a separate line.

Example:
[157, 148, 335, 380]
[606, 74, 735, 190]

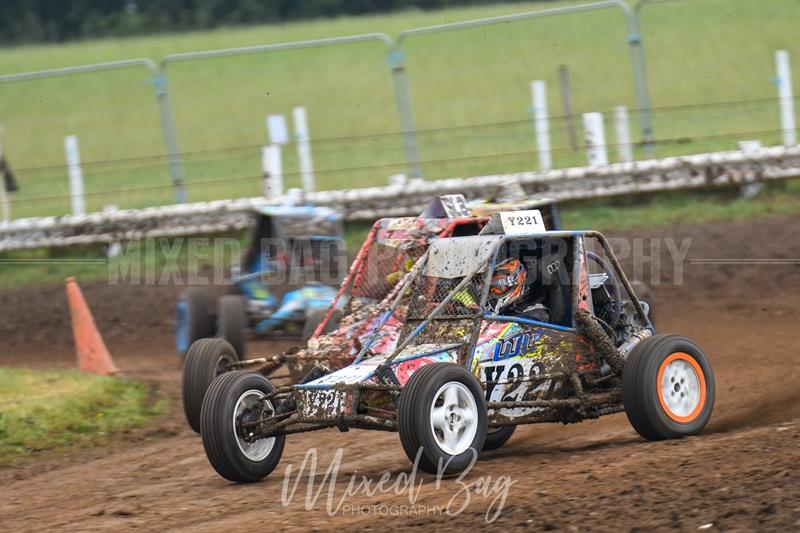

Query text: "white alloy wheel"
[659, 357, 702, 420]
[233, 389, 275, 461]
[429, 381, 478, 455]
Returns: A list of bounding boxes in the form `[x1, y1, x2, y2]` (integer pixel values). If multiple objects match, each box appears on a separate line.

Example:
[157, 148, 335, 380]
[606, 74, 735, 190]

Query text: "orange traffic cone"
[65, 277, 119, 376]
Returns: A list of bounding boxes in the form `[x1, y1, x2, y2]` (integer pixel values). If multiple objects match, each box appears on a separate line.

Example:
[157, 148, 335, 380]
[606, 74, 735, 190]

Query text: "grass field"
[0, 0, 799, 219]
[0, 368, 163, 462]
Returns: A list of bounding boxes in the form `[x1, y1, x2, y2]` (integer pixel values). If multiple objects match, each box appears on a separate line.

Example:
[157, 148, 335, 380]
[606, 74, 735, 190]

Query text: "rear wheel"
[483, 425, 516, 451]
[176, 287, 213, 358]
[398, 363, 487, 474]
[217, 295, 247, 357]
[200, 371, 285, 483]
[302, 308, 342, 341]
[622, 334, 715, 440]
[182, 338, 238, 433]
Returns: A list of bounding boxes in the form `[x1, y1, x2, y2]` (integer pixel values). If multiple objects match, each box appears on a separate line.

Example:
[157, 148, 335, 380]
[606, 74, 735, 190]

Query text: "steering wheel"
[586, 251, 622, 330]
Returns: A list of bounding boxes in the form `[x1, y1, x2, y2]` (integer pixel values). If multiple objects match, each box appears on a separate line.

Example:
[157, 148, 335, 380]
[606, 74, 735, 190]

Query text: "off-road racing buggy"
[291, 196, 563, 382]
[198, 210, 711, 483]
[175, 205, 345, 358]
[181, 196, 561, 432]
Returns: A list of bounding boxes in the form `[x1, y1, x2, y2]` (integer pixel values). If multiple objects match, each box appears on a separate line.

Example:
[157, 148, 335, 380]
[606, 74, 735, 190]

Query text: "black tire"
[302, 308, 341, 341]
[217, 295, 247, 357]
[483, 425, 516, 451]
[200, 371, 285, 483]
[176, 287, 213, 358]
[622, 334, 715, 441]
[397, 363, 487, 474]
[182, 338, 238, 433]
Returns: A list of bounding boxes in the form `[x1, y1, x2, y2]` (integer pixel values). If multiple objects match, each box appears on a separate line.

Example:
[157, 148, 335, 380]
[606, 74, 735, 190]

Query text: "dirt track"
[1, 214, 799, 531]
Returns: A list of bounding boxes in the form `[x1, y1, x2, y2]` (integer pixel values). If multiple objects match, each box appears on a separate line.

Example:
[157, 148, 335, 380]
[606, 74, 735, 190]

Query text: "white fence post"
[266, 114, 289, 145]
[0, 169, 7, 223]
[776, 50, 797, 146]
[261, 145, 283, 199]
[531, 80, 552, 170]
[103, 204, 122, 257]
[0, 125, 9, 222]
[64, 135, 86, 216]
[614, 106, 633, 163]
[583, 112, 608, 167]
[292, 106, 315, 193]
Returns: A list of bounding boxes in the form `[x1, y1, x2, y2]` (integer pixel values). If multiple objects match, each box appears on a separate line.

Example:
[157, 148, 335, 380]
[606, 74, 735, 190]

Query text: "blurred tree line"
[0, 0, 552, 44]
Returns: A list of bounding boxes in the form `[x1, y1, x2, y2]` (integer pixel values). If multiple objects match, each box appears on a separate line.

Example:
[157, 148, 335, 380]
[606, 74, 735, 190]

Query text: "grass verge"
[561, 182, 800, 231]
[0, 368, 164, 463]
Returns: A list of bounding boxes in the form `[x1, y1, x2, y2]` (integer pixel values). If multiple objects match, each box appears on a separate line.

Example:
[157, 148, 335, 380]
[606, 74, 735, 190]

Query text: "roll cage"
[368, 230, 652, 371]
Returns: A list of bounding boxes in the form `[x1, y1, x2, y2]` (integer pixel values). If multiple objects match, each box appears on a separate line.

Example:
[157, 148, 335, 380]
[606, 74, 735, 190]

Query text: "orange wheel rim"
[656, 352, 706, 423]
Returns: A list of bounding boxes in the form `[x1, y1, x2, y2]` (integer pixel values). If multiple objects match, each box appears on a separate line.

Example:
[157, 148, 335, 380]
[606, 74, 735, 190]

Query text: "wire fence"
[5, 94, 796, 214]
[1, 0, 799, 219]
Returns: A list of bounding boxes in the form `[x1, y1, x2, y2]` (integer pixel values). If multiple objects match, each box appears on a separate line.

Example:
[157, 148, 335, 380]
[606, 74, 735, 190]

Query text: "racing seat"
[511, 253, 570, 327]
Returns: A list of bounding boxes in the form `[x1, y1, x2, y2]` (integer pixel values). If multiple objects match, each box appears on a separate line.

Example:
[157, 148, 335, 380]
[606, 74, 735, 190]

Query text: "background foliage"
[0, 0, 552, 44]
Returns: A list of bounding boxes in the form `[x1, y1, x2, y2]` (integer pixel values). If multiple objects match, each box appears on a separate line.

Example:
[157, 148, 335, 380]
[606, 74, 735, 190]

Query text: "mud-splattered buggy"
[181, 198, 561, 432]
[175, 205, 345, 359]
[290, 197, 563, 381]
[198, 210, 714, 483]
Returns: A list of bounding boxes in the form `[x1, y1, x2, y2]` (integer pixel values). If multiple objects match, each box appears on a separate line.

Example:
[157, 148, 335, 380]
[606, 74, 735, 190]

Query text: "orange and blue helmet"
[491, 258, 526, 311]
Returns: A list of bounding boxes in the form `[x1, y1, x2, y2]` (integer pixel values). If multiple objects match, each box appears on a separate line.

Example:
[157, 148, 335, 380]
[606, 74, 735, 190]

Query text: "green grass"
[0, 0, 798, 219]
[561, 182, 800, 230]
[0, 368, 163, 462]
[3, 183, 799, 290]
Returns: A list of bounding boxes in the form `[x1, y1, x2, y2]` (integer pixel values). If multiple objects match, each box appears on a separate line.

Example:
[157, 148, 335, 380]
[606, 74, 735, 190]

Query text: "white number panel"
[499, 210, 547, 235]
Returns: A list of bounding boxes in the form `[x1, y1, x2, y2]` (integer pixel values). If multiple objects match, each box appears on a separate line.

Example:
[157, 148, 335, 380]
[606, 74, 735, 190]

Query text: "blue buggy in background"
[175, 205, 345, 358]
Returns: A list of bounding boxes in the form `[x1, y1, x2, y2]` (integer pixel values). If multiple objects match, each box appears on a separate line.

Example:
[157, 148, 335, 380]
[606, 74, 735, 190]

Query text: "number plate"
[300, 389, 345, 418]
[499, 210, 547, 235]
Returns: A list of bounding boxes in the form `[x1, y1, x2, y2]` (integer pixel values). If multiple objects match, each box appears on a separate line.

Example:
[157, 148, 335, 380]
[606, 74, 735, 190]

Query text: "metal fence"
[0, 0, 797, 221]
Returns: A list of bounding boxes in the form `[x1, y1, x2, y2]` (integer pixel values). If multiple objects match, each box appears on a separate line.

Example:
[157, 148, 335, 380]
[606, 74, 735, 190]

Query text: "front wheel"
[397, 363, 487, 474]
[622, 334, 715, 441]
[200, 371, 285, 483]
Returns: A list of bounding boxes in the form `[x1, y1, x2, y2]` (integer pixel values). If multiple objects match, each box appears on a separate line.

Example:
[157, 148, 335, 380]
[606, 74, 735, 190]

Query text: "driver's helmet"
[490, 258, 527, 311]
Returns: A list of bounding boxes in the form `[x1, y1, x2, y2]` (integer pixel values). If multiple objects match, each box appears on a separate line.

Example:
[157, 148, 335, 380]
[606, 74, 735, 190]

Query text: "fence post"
[266, 114, 289, 145]
[388, 46, 423, 179]
[583, 112, 608, 167]
[614, 106, 633, 163]
[152, 72, 188, 203]
[0, 174, 7, 223]
[531, 80, 552, 170]
[262, 145, 283, 198]
[776, 50, 797, 146]
[103, 204, 122, 257]
[64, 135, 86, 216]
[0, 125, 9, 222]
[293, 106, 315, 193]
[627, 0, 656, 155]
